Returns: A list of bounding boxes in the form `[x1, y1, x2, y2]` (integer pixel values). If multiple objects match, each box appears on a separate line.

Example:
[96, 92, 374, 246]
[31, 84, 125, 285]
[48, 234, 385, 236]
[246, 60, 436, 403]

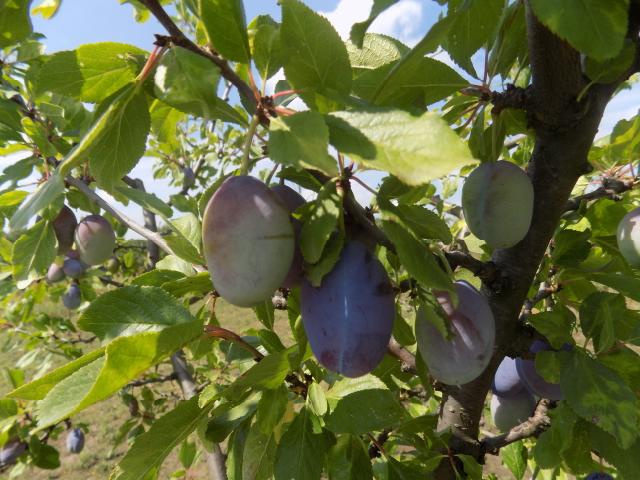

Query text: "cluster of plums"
[46, 206, 116, 310]
[490, 341, 569, 431]
[0, 429, 84, 467]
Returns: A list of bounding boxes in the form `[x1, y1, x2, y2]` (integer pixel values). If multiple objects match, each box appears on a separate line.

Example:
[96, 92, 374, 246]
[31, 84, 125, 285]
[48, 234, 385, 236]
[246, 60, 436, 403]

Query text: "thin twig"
[387, 338, 417, 375]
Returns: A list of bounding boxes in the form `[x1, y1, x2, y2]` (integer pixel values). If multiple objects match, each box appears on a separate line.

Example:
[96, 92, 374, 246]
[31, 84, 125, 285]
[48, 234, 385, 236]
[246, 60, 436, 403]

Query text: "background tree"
[0, 0, 639, 479]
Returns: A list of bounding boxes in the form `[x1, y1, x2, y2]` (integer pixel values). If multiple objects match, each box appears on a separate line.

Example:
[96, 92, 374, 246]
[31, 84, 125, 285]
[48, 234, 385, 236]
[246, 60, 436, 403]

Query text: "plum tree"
[616, 207, 640, 266]
[52, 205, 78, 254]
[492, 356, 525, 397]
[415, 281, 495, 385]
[202, 176, 294, 307]
[66, 428, 85, 454]
[62, 252, 86, 278]
[0, 439, 26, 466]
[515, 341, 567, 401]
[271, 184, 306, 288]
[75, 215, 117, 266]
[462, 161, 534, 249]
[490, 391, 537, 432]
[301, 241, 395, 377]
[62, 284, 81, 310]
[45, 263, 66, 284]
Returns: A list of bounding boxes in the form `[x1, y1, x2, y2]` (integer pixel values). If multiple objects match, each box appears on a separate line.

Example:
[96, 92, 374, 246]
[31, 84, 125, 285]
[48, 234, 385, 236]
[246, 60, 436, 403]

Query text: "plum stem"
[240, 115, 261, 175]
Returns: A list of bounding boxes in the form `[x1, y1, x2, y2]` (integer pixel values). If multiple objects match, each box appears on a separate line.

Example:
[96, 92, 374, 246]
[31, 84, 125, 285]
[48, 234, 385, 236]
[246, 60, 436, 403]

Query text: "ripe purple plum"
[301, 241, 395, 377]
[490, 390, 536, 432]
[66, 428, 85, 454]
[46, 263, 66, 284]
[616, 207, 640, 266]
[75, 215, 116, 266]
[52, 205, 78, 254]
[585, 473, 614, 480]
[63, 284, 82, 310]
[462, 160, 534, 249]
[271, 184, 306, 288]
[515, 341, 568, 400]
[202, 176, 295, 307]
[415, 281, 495, 385]
[0, 439, 26, 466]
[492, 356, 525, 397]
[63, 253, 86, 278]
[183, 166, 196, 189]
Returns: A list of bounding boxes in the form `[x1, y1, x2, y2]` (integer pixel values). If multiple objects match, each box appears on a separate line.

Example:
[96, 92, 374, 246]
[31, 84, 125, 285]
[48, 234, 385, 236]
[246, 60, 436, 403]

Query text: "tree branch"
[387, 338, 418, 375]
[565, 177, 638, 212]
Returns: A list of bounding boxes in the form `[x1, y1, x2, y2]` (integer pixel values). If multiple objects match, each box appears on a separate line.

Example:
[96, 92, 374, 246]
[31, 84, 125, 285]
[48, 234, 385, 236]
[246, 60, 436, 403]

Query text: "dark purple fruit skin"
[52, 205, 78, 255]
[515, 340, 570, 401]
[490, 390, 536, 432]
[492, 356, 525, 397]
[63, 256, 86, 278]
[66, 428, 85, 454]
[183, 167, 196, 189]
[301, 241, 395, 378]
[416, 281, 495, 385]
[63, 284, 81, 310]
[46, 263, 66, 284]
[0, 439, 26, 465]
[585, 473, 614, 480]
[271, 184, 306, 288]
[75, 215, 116, 266]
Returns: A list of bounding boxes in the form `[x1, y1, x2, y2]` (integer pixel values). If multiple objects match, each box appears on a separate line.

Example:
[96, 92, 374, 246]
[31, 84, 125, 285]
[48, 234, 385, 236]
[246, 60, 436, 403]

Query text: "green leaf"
[11, 219, 56, 282]
[381, 220, 452, 291]
[379, 200, 452, 243]
[585, 39, 636, 83]
[268, 111, 339, 177]
[306, 232, 344, 287]
[580, 292, 627, 353]
[350, 0, 399, 48]
[300, 182, 342, 264]
[0, 98, 24, 143]
[36, 42, 146, 103]
[500, 441, 527, 480]
[529, 310, 574, 350]
[242, 420, 276, 480]
[199, 0, 251, 63]
[248, 15, 285, 81]
[112, 183, 173, 220]
[205, 395, 258, 443]
[161, 272, 212, 298]
[0, 0, 32, 47]
[327, 110, 474, 186]
[307, 382, 327, 417]
[10, 172, 65, 230]
[591, 272, 640, 302]
[280, 0, 352, 109]
[274, 407, 330, 480]
[587, 424, 640, 479]
[154, 46, 245, 124]
[325, 389, 406, 435]
[77, 286, 196, 341]
[560, 350, 638, 448]
[254, 300, 275, 330]
[530, 0, 629, 60]
[347, 33, 408, 70]
[326, 435, 372, 480]
[59, 83, 150, 191]
[533, 402, 577, 468]
[31, 0, 61, 19]
[29, 436, 60, 469]
[255, 385, 288, 433]
[114, 397, 213, 480]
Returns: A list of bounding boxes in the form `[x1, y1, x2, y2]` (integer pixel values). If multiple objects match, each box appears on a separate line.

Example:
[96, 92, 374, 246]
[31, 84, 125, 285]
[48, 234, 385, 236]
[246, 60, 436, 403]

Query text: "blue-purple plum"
[492, 356, 525, 397]
[183, 166, 196, 189]
[416, 281, 495, 385]
[0, 439, 26, 466]
[52, 205, 77, 254]
[66, 428, 85, 454]
[63, 253, 86, 278]
[75, 215, 116, 266]
[462, 161, 534, 249]
[63, 284, 81, 310]
[585, 473, 614, 480]
[46, 263, 66, 284]
[617, 207, 640, 266]
[202, 176, 295, 307]
[301, 241, 395, 377]
[515, 340, 568, 400]
[490, 390, 536, 432]
[271, 184, 306, 288]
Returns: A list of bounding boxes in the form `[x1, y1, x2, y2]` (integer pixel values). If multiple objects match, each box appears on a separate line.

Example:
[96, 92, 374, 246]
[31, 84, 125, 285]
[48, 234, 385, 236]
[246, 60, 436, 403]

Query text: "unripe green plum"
[46, 263, 66, 284]
[616, 207, 640, 266]
[202, 176, 295, 307]
[462, 160, 534, 249]
[75, 215, 116, 266]
[52, 205, 78, 254]
[490, 390, 536, 432]
[105, 257, 119, 273]
[416, 281, 495, 385]
[271, 184, 306, 288]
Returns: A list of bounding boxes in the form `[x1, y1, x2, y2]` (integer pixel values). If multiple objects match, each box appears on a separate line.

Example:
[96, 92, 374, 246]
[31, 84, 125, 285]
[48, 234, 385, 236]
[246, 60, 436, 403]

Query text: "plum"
[462, 160, 534, 249]
[515, 341, 567, 400]
[105, 257, 119, 274]
[66, 428, 85, 454]
[52, 205, 78, 254]
[616, 207, 640, 266]
[75, 215, 116, 266]
[415, 281, 495, 385]
[63, 284, 82, 310]
[490, 390, 536, 432]
[271, 184, 306, 288]
[492, 356, 525, 397]
[301, 241, 395, 377]
[183, 166, 196, 189]
[0, 439, 26, 466]
[63, 254, 87, 278]
[202, 176, 295, 307]
[585, 473, 614, 480]
[46, 263, 66, 284]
